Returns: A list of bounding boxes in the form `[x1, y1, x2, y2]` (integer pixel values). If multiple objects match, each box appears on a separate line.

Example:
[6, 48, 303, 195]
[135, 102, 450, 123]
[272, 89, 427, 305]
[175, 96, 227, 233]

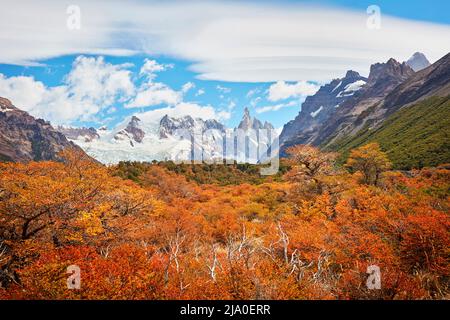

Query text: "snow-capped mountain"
[406, 52, 431, 72]
[279, 57, 416, 154]
[279, 70, 368, 146]
[60, 109, 276, 164]
[57, 126, 100, 142]
[113, 116, 145, 146]
[159, 114, 225, 139]
[238, 107, 274, 131]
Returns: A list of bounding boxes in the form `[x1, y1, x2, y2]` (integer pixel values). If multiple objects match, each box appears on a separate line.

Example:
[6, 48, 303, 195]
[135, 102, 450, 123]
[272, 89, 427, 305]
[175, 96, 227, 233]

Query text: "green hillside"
[329, 96, 450, 170]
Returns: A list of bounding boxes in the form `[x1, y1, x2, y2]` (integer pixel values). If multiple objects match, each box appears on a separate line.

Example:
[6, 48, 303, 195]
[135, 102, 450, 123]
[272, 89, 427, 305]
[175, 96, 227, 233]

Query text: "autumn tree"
[1, 145, 449, 300]
[284, 145, 338, 198]
[345, 143, 391, 186]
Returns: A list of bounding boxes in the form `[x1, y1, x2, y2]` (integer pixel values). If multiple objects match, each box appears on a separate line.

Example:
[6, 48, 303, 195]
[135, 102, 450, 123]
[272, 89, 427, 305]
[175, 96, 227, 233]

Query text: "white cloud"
[227, 101, 236, 110]
[250, 96, 262, 108]
[216, 85, 231, 94]
[65, 56, 135, 105]
[256, 100, 298, 114]
[1, 1, 450, 82]
[126, 82, 181, 108]
[181, 81, 195, 93]
[140, 59, 173, 80]
[106, 106, 117, 114]
[246, 88, 261, 98]
[195, 88, 205, 96]
[0, 54, 224, 125]
[268, 81, 319, 102]
[0, 56, 135, 124]
[0, 74, 47, 109]
[126, 59, 184, 109]
[217, 110, 231, 120]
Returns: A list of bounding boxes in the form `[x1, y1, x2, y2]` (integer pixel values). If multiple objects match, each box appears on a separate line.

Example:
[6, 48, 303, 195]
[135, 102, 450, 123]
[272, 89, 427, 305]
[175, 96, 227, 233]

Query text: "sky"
[0, 0, 449, 130]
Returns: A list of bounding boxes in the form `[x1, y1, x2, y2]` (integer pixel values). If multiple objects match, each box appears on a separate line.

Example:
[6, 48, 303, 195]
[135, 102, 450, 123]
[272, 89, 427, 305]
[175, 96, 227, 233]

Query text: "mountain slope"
[279, 70, 367, 147]
[278, 52, 450, 169]
[0, 97, 86, 162]
[329, 96, 450, 169]
[383, 52, 450, 111]
[316, 58, 415, 147]
[327, 53, 450, 169]
[279, 57, 415, 154]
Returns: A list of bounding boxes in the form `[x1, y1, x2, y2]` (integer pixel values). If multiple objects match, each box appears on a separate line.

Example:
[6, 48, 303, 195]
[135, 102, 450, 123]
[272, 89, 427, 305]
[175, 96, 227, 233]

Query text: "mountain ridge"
[0, 97, 86, 162]
[54, 108, 275, 164]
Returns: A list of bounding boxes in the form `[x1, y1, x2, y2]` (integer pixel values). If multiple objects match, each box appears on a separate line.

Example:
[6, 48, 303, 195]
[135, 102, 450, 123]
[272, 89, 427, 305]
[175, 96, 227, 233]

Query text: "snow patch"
[0, 107, 15, 112]
[310, 106, 323, 118]
[336, 80, 366, 98]
[331, 81, 342, 93]
[343, 80, 366, 92]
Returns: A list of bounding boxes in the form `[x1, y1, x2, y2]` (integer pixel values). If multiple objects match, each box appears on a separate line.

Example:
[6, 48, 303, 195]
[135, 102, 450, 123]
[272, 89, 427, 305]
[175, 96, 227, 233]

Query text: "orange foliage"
[0, 147, 448, 300]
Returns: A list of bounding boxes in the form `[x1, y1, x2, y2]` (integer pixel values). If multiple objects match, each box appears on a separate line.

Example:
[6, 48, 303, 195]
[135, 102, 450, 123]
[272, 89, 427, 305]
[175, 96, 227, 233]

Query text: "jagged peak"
[238, 107, 274, 131]
[345, 70, 361, 79]
[368, 57, 414, 84]
[406, 52, 431, 71]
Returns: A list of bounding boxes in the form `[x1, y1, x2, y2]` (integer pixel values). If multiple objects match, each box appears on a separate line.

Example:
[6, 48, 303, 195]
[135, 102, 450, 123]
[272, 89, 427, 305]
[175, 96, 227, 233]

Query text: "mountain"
[0, 97, 85, 162]
[238, 107, 274, 131]
[383, 53, 450, 111]
[279, 70, 367, 147]
[279, 53, 450, 168]
[279, 57, 416, 154]
[159, 114, 225, 139]
[59, 108, 276, 164]
[56, 126, 100, 142]
[328, 53, 450, 169]
[406, 52, 431, 71]
[331, 96, 449, 169]
[114, 116, 146, 146]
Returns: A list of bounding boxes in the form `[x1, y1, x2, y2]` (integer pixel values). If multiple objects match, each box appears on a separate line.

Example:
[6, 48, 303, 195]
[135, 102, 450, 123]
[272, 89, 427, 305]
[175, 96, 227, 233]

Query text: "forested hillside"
[330, 96, 450, 169]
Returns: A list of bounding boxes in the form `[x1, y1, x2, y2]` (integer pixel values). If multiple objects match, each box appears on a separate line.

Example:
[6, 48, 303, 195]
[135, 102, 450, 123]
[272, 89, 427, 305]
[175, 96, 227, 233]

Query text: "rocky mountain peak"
[114, 115, 145, 145]
[263, 121, 274, 130]
[159, 114, 224, 139]
[278, 68, 368, 145]
[406, 52, 431, 71]
[384, 52, 450, 109]
[124, 116, 145, 143]
[57, 126, 100, 142]
[0, 97, 86, 162]
[129, 115, 141, 126]
[345, 70, 362, 80]
[238, 107, 252, 130]
[0, 97, 18, 112]
[368, 58, 414, 84]
[238, 107, 273, 131]
[365, 58, 415, 97]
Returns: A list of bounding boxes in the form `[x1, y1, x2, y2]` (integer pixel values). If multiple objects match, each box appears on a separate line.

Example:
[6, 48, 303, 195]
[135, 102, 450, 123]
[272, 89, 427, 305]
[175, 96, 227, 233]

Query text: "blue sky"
[0, 0, 449, 130]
